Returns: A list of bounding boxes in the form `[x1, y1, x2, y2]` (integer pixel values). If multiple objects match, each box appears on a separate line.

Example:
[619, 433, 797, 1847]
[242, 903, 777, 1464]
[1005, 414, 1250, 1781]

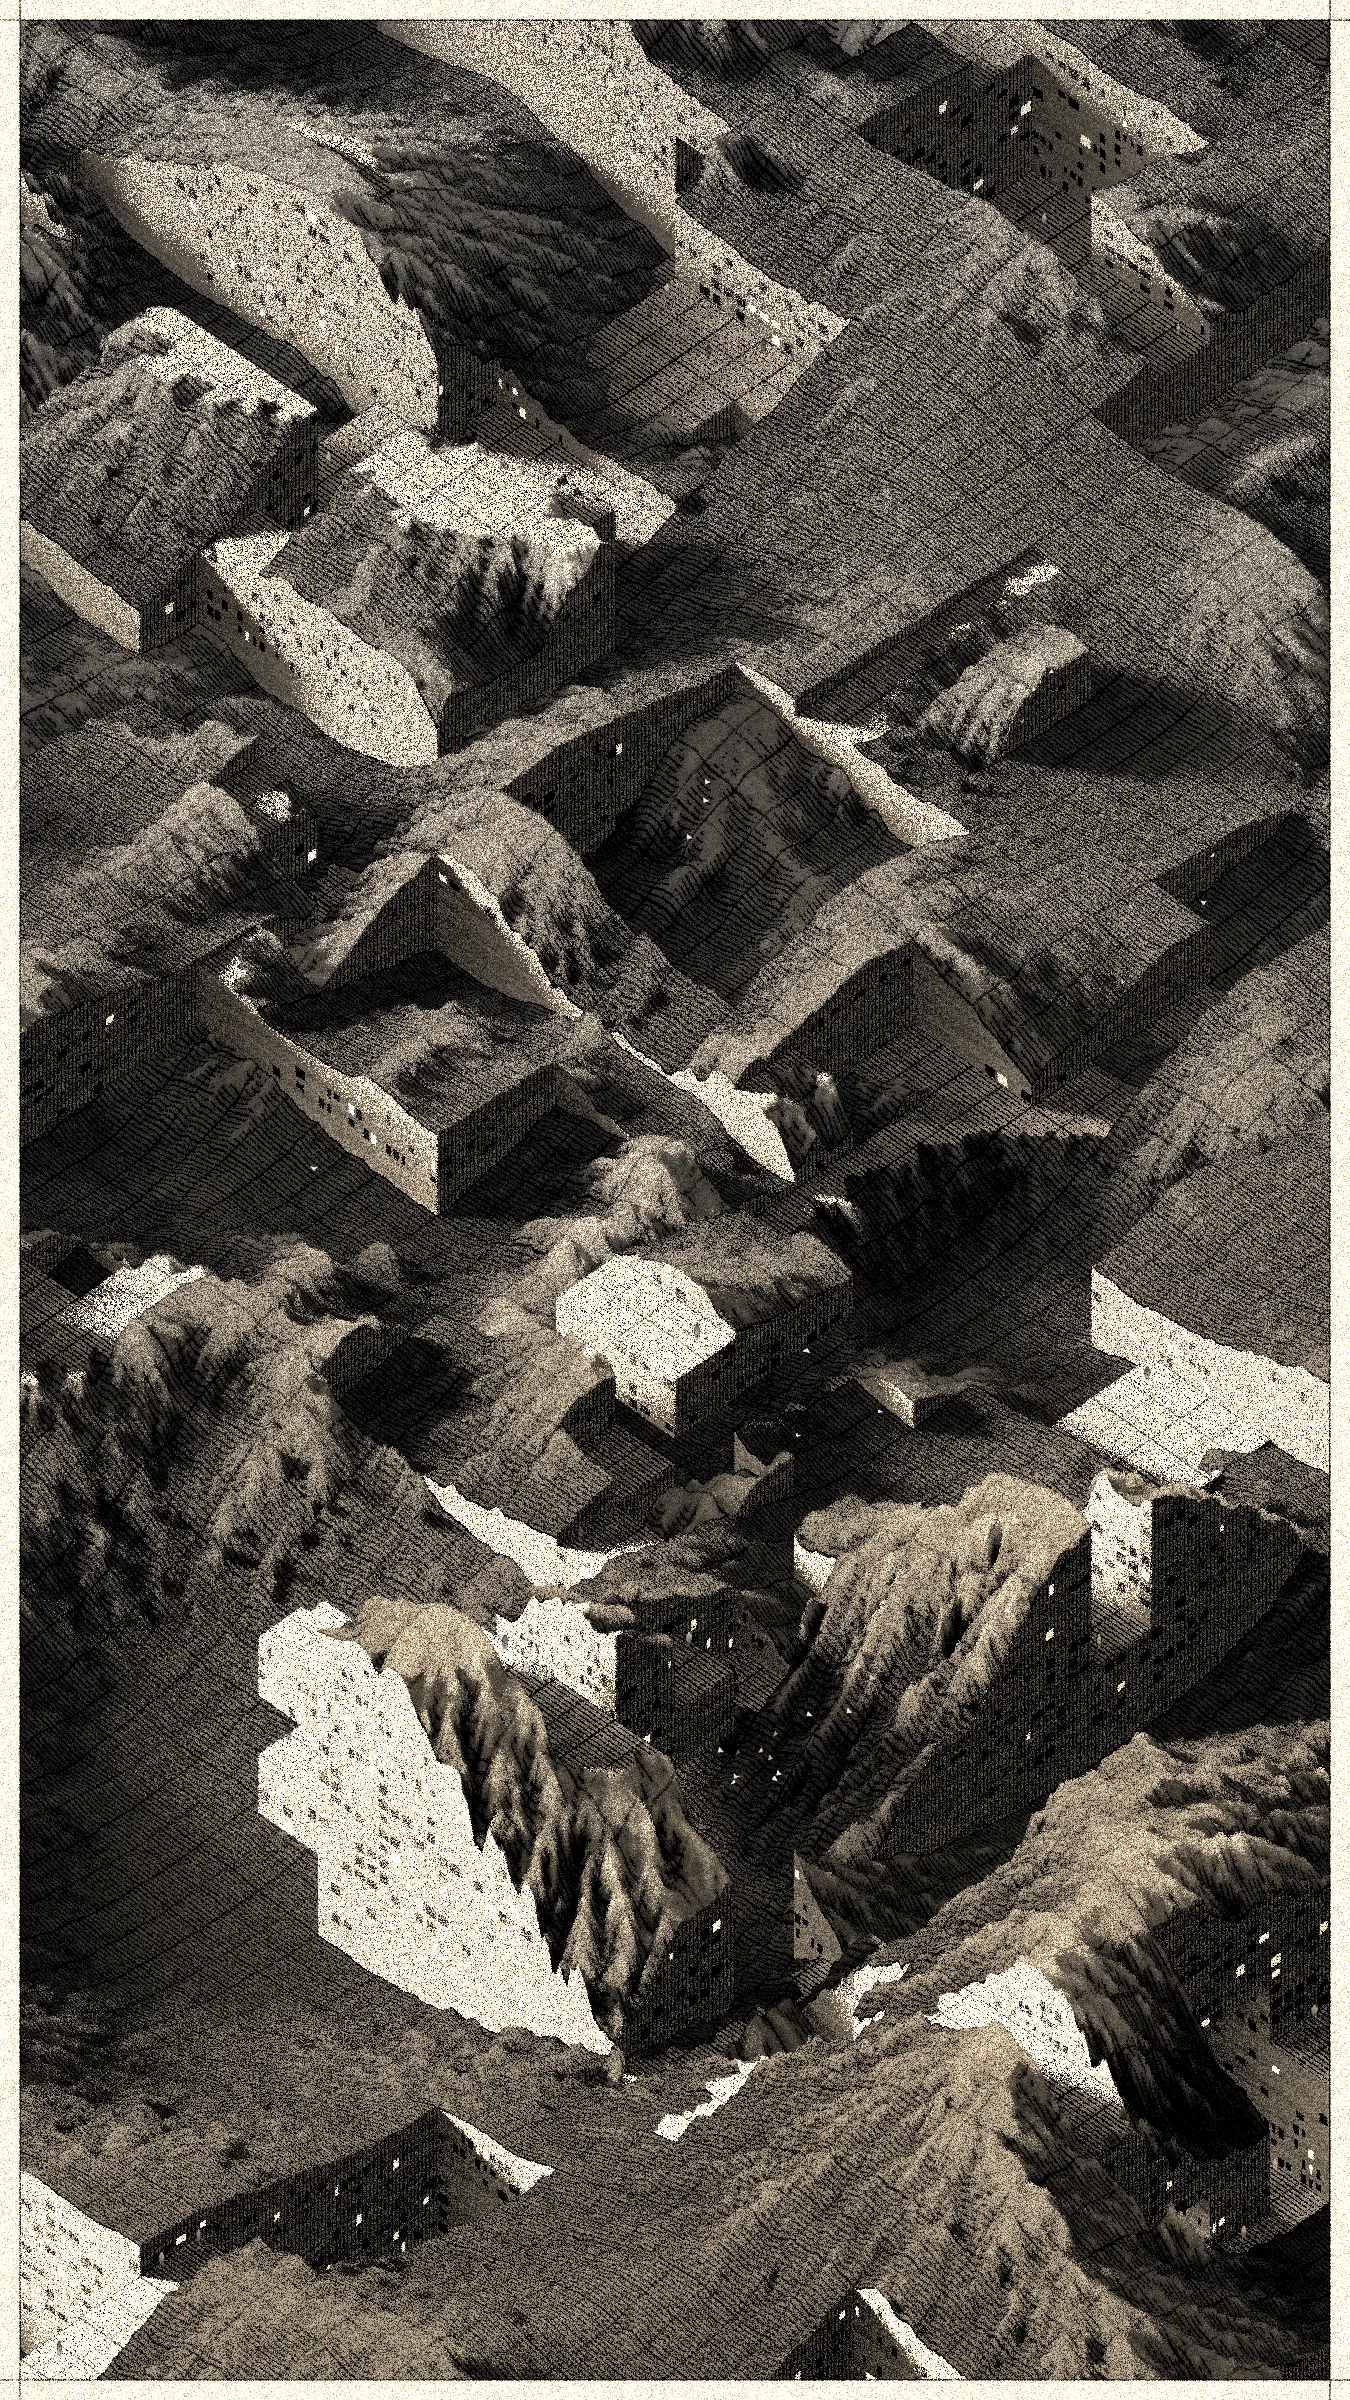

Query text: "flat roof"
[559, 1256, 736, 1383]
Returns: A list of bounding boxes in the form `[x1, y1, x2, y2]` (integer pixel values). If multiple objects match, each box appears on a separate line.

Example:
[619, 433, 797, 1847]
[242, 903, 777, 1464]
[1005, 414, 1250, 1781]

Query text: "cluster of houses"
[20, 22, 1329, 2381]
[20, 307, 621, 765]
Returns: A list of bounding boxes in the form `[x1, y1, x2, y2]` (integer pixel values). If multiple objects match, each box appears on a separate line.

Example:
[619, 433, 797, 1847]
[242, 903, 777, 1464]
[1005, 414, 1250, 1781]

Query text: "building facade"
[258, 1603, 612, 2051]
[199, 961, 561, 1216]
[876, 1482, 1302, 1854]
[556, 1252, 853, 1434]
[21, 966, 205, 1148]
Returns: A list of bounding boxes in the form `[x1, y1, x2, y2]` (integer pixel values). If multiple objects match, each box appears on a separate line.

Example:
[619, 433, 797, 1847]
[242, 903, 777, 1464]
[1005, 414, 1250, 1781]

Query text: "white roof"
[352, 428, 600, 561]
[557, 1255, 734, 1384]
[61, 1257, 204, 1342]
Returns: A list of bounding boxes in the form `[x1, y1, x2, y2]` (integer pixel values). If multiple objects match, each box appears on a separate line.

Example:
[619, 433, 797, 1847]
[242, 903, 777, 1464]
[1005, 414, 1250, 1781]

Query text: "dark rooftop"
[1099, 1128, 1330, 1380]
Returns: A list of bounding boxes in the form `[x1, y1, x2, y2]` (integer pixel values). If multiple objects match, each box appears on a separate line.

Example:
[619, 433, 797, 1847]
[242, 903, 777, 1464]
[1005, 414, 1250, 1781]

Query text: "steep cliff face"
[341, 1596, 727, 2032]
[380, 1941, 1319, 2381]
[21, 782, 269, 1020]
[20, 1246, 453, 1635]
[401, 785, 727, 1063]
[21, 175, 104, 416]
[273, 482, 599, 715]
[1107, 925, 1330, 1208]
[838, 1721, 1329, 2165]
[20, 22, 669, 432]
[769, 1477, 1086, 1858]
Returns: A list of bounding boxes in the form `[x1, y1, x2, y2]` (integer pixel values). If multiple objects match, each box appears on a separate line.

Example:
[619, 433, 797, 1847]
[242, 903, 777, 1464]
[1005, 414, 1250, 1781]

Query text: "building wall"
[439, 356, 674, 550]
[794, 1537, 836, 1595]
[856, 1365, 949, 1430]
[780, 2297, 860, 2379]
[882, 1494, 1301, 1853]
[439, 2114, 554, 2218]
[854, 2289, 961, 2380]
[1090, 195, 1212, 365]
[1003, 641, 1094, 750]
[646, 1649, 738, 1759]
[491, 1594, 620, 1714]
[20, 2176, 142, 2347]
[19, 519, 142, 650]
[667, 1278, 853, 1432]
[143, 2110, 449, 2282]
[138, 552, 205, 653]
[770, 947, 916, 1082]
[1099, 241, 1331, 447]
[731, 1447, 796, 1519]
[647, 1592, 735, 1657]
[1100, 2124, 1268, 2243]
[1038, 924, 1212, 1095]
[203, 535, 441, 769]
[487, 1603, 730, 1756]
[437, 541, 616, 751]
[436, 1062, 562, 1205]
[555, 1262, 736, 1434]
[793, 1857, 843, 1983]
[505, 664, 741, 855]
[258, 1603, 612, 2052]
[198, 971, 443, 1211]
[909, 948, 1031, 1094]
[21, 2273, 177, 2382]
[1002, 32, 1202, 184]
[559, 1364, 616, 1448]
[1092, 1269, 1329, 1473]
[613, 1629, 676, 1737]
[322, 858, 440, 992]
[254, 794, 321, 884]
[1207, 1997, 1328, 2225]
[1023, 70, 1151, 203]
[437, 344, 502, 441]
[241, 411, 322, 532]
[622, 1892, 734, 2048]
[23, 2105, 550, 2378]
[1158, 811, 1297, 914]
[1152, 1886, 1330, 2040]
[21, 969, 204, 1148]
[1086, 1471, 1153, 1610]
[861, 56, 1036, 204]
[781, 2288, 959, 2381]
[435, 857, 582, 1017]
[133, 2106, 550, 2293]
[82, 150, 441, 426]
